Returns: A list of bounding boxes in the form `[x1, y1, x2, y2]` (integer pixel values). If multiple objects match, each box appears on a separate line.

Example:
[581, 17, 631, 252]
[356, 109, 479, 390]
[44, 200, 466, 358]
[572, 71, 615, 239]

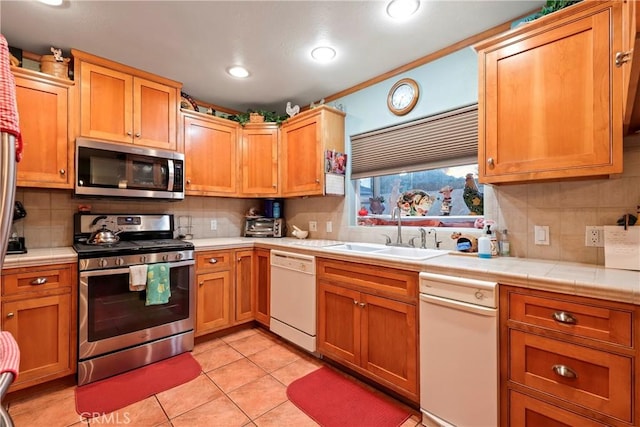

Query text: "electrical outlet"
[585, 226, 604, 247]
[210, 219, 217, 231]
[309, 221, 318, 232]
[326, 221, 333, 233]
[534, 225, 549, 245]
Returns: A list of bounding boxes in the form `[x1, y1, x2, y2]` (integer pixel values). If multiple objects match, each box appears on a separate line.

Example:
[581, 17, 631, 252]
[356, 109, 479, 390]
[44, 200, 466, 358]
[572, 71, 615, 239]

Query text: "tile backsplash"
[14, 142, 640, 266]
[11, 190, 257, 249]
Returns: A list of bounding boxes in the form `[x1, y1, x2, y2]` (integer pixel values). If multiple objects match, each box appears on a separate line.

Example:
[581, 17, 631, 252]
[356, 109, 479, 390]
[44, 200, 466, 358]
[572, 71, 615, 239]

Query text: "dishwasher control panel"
[270, 250, 316, 275]
[419, 272, 498, 308]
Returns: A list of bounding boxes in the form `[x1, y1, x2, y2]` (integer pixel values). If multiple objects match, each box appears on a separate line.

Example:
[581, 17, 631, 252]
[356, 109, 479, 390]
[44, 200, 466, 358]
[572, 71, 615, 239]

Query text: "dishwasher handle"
[420, 293, 498, 317]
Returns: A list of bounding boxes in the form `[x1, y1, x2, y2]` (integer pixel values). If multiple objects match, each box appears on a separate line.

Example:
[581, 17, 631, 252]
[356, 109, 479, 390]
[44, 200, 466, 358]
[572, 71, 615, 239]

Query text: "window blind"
[350, 104, 478, 179]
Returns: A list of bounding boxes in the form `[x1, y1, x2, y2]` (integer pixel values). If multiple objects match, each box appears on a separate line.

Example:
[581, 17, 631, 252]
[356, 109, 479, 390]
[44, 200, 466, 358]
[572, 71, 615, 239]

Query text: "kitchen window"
[350, 104, 482, 228]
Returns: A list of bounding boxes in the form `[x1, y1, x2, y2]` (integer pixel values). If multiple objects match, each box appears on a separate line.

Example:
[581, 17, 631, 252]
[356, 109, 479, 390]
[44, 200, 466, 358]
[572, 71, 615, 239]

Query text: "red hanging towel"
[0, 331, 19, 380]
[0, 34, 22, 162]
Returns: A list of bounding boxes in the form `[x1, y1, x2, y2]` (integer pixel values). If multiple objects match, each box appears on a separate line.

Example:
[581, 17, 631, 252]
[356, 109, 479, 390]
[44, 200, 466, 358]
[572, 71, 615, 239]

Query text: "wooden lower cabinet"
[254, 249, 270, 327]
[196, 270, 231, 333]
[316, 258, 418, 402]
[501, 285, 638, 427]
[234, 250, 255, 323]
[195, 249, 258, 336]
[1, 263, 77, 391]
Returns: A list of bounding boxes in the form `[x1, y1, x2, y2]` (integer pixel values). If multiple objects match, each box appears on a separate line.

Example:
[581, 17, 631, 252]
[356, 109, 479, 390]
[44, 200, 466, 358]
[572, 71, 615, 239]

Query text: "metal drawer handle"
[31, 277, 48, 286]
[552, 311, 576, 325]
[552, 364, 577, 379]
[6, 313, 14, 318]
[199, 281, 204, 286]
[209, 258, 218, 264]
[358, 302, 366, 308]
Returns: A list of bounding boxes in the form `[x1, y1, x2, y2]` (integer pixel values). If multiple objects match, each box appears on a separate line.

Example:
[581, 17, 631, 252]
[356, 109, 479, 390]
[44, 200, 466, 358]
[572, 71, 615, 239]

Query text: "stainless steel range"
[73, 213, 195, 385]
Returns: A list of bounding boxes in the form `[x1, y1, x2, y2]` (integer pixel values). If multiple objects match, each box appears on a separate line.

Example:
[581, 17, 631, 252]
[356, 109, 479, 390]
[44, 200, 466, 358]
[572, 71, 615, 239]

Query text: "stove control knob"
[115, 257, 124, 266]
[99, 259, 108, 268]
[140, 255, 147, 263]
[162, 254, 169, 261]
[175, 252, 184, 261]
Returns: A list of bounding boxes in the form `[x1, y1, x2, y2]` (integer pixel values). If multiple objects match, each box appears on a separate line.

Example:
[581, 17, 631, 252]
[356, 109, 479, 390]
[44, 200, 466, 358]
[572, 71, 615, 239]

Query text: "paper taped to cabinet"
[604, 226, 640, 271]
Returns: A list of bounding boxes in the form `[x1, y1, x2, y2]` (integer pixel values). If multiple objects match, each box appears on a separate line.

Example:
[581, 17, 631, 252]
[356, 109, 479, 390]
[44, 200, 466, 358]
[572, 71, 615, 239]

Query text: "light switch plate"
[534, 225, 550, 245]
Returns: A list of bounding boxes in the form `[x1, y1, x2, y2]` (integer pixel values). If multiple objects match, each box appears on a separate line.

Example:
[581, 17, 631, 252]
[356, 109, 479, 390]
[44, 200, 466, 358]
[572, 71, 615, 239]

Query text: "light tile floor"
[5, 326, 422, 426]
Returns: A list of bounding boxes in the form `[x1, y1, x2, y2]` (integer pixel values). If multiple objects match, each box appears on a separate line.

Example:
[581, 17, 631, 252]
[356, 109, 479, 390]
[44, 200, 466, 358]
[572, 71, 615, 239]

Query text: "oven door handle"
[79, 259, 195, 278]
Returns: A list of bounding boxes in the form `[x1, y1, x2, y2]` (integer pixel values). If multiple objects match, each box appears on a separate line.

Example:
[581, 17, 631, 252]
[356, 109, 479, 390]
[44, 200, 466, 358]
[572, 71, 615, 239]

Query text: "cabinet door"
[254, 249, 270, 327]
[79, 62, 133, 144]
[280, 114, 323, 196]
[2, 293, 72, 389]
[183, 114, 238, 195]
[478, 3, 623, 183]
[14, 73, 72, 188]
[509, 390, 610, 427]
[240, 124, 279, 196]
[195, 271, 231, 335]
[133, 76, 178, 151]
[317, 281, 360, 365]
[360, 293, 417, 396]
[234, 250, 255, 323]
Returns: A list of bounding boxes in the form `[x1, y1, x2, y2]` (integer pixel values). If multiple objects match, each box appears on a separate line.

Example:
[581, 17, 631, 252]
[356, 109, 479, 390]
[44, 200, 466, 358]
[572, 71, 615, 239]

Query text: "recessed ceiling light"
[311, 46, 336, 63]
[386, 0, 420, 19]
[38, 0, 63, 5]
[227, 66, 249, 78]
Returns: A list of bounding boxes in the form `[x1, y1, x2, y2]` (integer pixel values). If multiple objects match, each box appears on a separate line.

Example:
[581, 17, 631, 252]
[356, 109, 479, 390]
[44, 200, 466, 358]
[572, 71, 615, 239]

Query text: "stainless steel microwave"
[75, 138, 184, 200]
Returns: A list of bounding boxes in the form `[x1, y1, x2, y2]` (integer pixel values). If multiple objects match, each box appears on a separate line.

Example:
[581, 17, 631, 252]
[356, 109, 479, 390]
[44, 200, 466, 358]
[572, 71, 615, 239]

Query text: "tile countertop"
[3, 238, 639, 305]
[2, 247, 78, 269]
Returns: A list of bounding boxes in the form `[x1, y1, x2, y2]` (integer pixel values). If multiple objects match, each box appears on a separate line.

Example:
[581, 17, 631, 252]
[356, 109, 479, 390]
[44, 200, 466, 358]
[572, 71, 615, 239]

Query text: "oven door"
[78, 260, 195, 360]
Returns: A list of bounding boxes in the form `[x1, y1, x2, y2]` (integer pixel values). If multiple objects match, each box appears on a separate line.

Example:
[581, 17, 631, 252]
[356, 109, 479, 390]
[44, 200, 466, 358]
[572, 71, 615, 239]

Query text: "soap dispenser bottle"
[478, 225, 492, 259]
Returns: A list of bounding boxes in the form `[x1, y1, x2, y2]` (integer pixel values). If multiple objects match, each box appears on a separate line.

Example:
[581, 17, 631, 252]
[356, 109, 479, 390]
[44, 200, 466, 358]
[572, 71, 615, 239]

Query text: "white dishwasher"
[419, 272, 498, 427]
[270, 250, 317, 353]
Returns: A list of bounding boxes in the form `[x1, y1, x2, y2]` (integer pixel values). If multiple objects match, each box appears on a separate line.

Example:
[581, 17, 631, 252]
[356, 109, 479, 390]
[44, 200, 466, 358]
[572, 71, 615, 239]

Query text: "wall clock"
[387, 78, 419, 116]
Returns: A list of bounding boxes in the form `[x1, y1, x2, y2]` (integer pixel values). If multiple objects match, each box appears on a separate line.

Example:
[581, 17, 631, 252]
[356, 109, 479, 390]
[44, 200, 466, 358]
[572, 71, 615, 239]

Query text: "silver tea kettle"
[88, 224, 121, 245]
[87, 216, 122, 245]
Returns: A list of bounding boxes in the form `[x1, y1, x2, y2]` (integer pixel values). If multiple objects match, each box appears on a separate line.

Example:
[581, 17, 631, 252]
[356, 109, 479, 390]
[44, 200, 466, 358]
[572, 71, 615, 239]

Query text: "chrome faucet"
[387, 207, 411, 247]
[419, 227, 427, 249]
[409, 228, 427, 249]
[393, 207, 403, 246]
[428, 228, 442, 249]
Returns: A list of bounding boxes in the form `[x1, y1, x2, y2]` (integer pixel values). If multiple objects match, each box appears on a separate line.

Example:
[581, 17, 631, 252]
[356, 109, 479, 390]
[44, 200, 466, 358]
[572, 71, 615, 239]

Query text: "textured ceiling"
[1, 1, 544, 113]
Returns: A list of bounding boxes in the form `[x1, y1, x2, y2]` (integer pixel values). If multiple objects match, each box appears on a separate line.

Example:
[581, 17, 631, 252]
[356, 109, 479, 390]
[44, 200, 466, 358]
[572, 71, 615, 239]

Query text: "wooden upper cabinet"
[475, 1, 624, 184]
[73, 49, 180, 151]
[182, 111, 239, 196]
[240, 123, 279, 196]
[280, 105, 345, 197]
[12, 68, 74, 189]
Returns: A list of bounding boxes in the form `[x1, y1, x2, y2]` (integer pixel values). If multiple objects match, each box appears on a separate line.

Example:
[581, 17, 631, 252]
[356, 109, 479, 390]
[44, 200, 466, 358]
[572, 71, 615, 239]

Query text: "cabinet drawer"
[317, 258, 417, 299]
[196, 251, 231, 272]
[509, 390, 611, 427]
[508, 292, 632, 347]
[2, 265, 72, 296]
[509, 330, 632, 422]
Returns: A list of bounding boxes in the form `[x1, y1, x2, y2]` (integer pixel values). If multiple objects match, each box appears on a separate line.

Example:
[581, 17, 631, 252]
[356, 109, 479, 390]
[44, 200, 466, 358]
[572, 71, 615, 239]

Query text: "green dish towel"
[146, 263, 171, 306]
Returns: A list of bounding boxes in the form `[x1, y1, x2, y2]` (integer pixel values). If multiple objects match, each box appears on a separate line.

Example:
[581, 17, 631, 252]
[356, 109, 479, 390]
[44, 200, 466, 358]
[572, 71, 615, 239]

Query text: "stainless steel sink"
[324, 242, 448, 260]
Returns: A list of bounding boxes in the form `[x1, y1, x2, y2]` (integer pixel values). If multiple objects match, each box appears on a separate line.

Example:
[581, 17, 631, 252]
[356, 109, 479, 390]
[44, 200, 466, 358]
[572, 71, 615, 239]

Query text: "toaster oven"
[244, 218, 285, 238]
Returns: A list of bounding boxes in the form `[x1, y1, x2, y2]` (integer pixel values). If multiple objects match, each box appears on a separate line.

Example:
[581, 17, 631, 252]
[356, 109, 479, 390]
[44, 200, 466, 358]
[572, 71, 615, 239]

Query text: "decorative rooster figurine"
[463, 173, 484, 215]
[286, 101, 300, 117]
